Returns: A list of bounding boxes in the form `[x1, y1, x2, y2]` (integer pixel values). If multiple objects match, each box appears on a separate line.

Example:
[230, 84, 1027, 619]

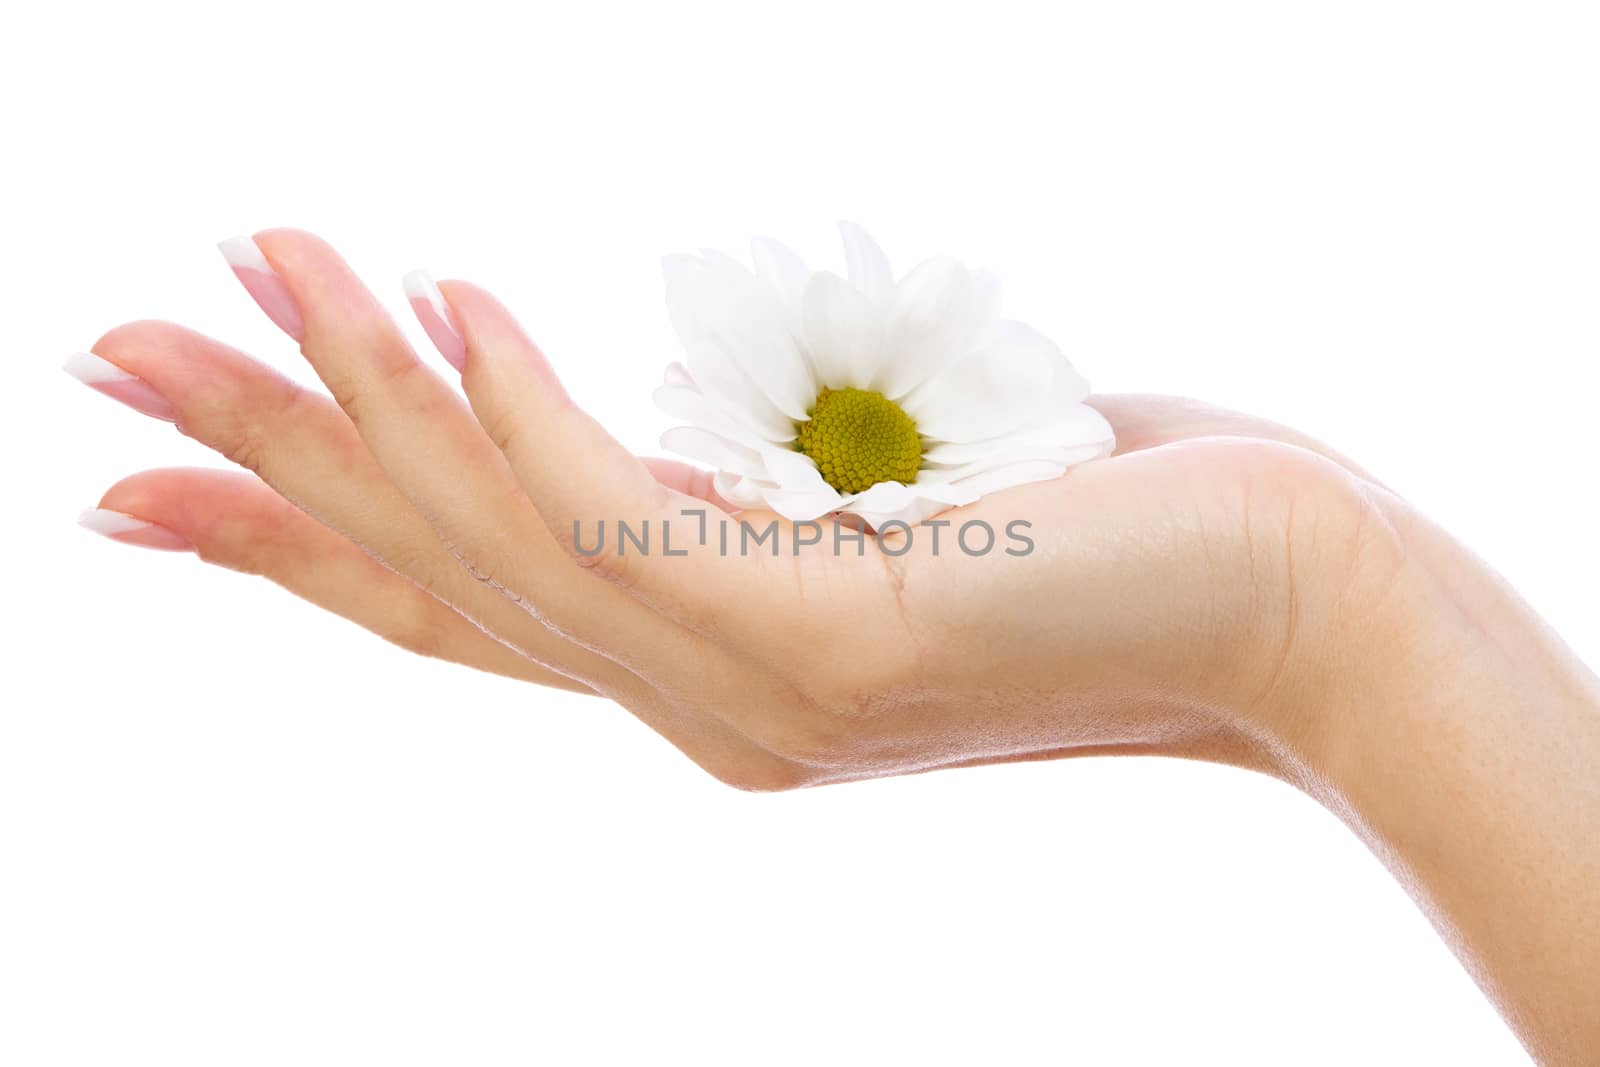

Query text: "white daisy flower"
[654, 223, 1116, 529]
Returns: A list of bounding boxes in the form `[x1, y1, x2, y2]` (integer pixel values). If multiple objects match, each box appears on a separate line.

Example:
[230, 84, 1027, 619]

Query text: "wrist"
[1248, 497, 1600, 1062]
[1168, 446, 1421, 780]
[1268, 495, 1596, 789]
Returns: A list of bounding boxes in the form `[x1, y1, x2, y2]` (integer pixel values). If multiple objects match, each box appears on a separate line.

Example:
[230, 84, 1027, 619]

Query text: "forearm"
[1290, 512, 1600, 1064]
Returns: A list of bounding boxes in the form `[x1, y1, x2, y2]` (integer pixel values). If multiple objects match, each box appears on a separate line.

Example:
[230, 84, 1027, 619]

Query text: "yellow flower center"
[795, 387, 923, 495]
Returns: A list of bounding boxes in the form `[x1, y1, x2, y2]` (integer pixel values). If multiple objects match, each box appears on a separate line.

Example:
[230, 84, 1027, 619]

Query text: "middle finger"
[227, 229, 721, 692]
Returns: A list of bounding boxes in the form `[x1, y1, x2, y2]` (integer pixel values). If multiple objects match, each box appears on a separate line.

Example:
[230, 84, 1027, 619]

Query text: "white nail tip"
[217, 235, 272, 273]
[78, 509, 155, 536]
[63, 351, 136, 385]
[403, 269, 446, 310]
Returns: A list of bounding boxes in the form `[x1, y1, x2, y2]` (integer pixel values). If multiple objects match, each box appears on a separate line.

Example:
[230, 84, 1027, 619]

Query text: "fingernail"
[62, 352, 177, 423]
[78, 509, 195, 552]
[219, 235, 305, 342]
[403, 270, 467, 372]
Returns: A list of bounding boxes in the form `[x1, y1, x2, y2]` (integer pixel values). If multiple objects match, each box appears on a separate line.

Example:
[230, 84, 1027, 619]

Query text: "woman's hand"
[73, 229, 1387, 789]
[71, 230, 1600, 1062]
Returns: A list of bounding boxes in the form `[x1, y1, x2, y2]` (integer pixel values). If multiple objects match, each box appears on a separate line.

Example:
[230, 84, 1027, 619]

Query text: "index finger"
[426, 279, 817, 640]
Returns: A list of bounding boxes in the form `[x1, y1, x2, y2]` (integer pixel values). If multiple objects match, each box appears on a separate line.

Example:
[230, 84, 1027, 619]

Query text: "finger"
[431, 277, 778, 639]
[411, 275, 868, 766]
[235, 230, 707, 684]
[1089, 394, 1384, 486]
[84, 480, 805, 793]
[216, 234, 809, 785]
[642, 457, 736, 510]
[79, 322, 638, 699]
[89, 467, 590, 690]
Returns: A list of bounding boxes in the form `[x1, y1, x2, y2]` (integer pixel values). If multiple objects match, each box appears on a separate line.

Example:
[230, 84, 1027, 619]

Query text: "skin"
[79, 230, 1598, 1064]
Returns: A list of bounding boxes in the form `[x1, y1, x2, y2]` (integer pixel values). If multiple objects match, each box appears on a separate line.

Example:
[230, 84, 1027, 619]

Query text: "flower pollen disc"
[795, 387, 923, 495]
[655, 224, 1117, 525]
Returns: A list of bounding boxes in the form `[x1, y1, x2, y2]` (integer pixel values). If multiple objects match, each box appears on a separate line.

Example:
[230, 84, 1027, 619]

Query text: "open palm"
[78, 230, 1394, 790]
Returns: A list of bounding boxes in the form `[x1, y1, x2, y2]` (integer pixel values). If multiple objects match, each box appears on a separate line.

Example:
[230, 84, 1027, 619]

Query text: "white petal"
[920, 403, 1114, 466]
[752, 238, 812, 302]
[662, 253, 814, 420]
[801, 271, 884, 391]
[756, 445, 834, 494]
[658, 231, 1113, 529]
[922, 439, 1110, 485]
[919, 447, 1068, 483]
[654, 384, 793, 447]
[677, 343, 799, 441]
[905, 322, 1058, 443]
[699, 248, 753, 281]
[843, 480, 915, 514]
[941, 458, 1072, 498]
[715, 471, 769, 510]
[663, 255, 787, 430]
[1017, 321, 1094, 408]
[662, 361, 695, 389]
[677, 342, 780, 432]
[838, 221, 894, 306]
[838, 407, 1110, 528]
[659, 427, 765, 477]
[878, 256, 990, 399]
[849, 499, 950, 529]
[760, 484, 845, 521]
[842, 482, 977, 529]
[969, 268, 1002, 318]
[661, 253, 717, 345]
[750, 236, 812, 320]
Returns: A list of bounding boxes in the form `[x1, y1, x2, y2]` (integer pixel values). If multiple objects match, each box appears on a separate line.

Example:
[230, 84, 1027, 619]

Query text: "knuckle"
[661, 589, 720, 643]
[574, 542, 622, 580]
[189, 536, 246, 575]
[191, 373, 309, 478]
[321, 350, 432, 432]
[371, 346, 436, 395]
[365, 538, 439, 588]
[449, 543, 517, 596]
[383, 602, 451, 662]
[220, 420, 274, 478]
[324, 375, 368, 430]
[383, 546, 480, 615]
[553, 519, 630, 581]
[481, 404, 525, 458]
[442, 543, 552, 625]
[193, 516, 278, 577]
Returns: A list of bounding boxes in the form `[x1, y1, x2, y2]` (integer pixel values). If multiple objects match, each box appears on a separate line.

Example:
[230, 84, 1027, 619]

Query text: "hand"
[73, 230, 1600, 1062]
[76, 229, 1386, 788]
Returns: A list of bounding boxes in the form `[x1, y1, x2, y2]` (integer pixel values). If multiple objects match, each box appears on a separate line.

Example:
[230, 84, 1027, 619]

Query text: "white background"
[3, 2, 1596, 1063]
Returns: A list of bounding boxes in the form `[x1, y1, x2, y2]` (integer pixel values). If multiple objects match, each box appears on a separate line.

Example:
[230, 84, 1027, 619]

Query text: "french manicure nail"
[403, 270, 467, 372]
[78, 509, 195, 552]
[62, 352, 177, 423]
[218, 235, 305, 342]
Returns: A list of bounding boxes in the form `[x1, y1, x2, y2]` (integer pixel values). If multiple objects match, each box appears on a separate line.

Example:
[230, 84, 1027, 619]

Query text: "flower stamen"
[795, 387, 922, 495]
